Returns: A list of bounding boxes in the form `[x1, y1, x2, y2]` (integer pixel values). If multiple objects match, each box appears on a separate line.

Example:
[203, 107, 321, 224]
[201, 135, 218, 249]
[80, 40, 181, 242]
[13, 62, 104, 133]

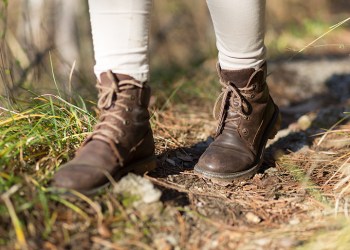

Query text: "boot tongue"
[220, 68, 255, 88]
[96, 72, 136, 111]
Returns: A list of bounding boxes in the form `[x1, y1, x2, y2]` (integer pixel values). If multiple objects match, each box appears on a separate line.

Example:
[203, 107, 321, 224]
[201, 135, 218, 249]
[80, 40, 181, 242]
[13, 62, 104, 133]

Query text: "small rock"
[245, 212, 262, 224]
[264, 167, 278, 174]
[166, 235, 178, 246]
[196, 201, 204, 207]
[280, 237, 299, 248]
[113, 173, 162, 205]
[154, 238, 172, 250]
[297, 114, 313, 130]
[255, 238, 271, 246]
[289, 218, 300, 225]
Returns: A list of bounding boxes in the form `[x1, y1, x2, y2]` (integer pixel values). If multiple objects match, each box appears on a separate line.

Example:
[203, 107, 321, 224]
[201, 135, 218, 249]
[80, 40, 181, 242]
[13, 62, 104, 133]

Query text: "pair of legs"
[90, 0, 266, 80]
[53, 0, 280, 193]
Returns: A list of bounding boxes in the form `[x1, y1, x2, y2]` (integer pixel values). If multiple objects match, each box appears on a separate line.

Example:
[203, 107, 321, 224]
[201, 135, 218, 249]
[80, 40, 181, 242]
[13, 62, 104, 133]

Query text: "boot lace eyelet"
[242, 128, 249, 136]
[252, 84, 257, 90]
[130, 95, 135, 100]
[126, 107, 133, 112]
[250, 94, 255, 99]
[123, 120, 130, 125]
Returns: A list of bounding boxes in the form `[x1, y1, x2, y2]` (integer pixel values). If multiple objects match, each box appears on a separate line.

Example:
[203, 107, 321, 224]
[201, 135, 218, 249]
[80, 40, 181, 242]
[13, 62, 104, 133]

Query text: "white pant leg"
[88, 0, 152, 82]
[206, 0, 266, 70]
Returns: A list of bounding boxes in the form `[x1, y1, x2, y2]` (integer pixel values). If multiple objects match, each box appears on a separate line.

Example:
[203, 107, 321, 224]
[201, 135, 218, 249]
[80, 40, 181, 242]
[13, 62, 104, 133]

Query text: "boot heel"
[268, 111, 281, 139]
[132, 159, 157, 175]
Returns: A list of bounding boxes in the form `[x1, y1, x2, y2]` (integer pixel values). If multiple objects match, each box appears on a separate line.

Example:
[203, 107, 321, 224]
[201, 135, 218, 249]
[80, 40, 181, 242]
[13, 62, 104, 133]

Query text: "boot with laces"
[52, 71, 156, 194]
[195, 63, 281, 182]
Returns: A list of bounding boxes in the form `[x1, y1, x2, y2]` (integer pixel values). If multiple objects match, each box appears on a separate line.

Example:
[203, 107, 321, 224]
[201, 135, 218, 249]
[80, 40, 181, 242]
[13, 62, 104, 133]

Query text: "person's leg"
[89, 0, 151, 82]
[207, 0, 266, 70]
[52, 0, 155, 194]
[195, 0, 281, 181]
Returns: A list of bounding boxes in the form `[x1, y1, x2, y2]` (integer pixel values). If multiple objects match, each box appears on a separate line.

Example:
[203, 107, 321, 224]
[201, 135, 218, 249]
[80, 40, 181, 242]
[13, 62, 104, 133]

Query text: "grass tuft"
[0, 94, 95, 172]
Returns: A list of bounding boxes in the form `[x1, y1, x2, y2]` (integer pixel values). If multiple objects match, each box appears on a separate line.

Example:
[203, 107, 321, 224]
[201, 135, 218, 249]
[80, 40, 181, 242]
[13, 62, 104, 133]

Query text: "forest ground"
[1, 56, 350, 249]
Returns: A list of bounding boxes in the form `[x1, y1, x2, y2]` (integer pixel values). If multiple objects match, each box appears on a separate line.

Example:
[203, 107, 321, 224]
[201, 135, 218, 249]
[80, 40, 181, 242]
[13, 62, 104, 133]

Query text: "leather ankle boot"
[52, 71, 156, 194]
[195, 63, 281, 182]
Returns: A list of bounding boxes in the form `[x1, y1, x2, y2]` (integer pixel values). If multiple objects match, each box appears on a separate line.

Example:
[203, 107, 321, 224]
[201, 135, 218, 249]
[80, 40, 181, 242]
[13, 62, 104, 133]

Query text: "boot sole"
[56, 155, 157, 197]
[194, 104, 281, 183]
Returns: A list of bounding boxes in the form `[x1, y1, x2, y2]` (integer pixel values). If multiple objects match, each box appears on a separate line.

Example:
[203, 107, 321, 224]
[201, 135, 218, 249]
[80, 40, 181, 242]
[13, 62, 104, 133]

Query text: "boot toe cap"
[195, 144, 255, 178]
[52, 164, 108, 192]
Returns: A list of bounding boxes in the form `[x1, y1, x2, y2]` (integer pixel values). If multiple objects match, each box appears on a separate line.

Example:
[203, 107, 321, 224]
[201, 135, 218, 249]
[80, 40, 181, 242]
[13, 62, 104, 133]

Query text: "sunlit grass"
[0, 94, 95, 171]
[0, 93, 96, 247]
[266, 17, 350, 57]
[297, 218, 350, 250]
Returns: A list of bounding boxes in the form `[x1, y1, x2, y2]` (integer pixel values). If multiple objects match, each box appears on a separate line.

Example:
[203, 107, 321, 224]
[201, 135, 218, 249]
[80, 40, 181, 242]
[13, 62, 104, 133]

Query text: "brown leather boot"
[52, 71, 156, 194]
[194, 63, 281, 182]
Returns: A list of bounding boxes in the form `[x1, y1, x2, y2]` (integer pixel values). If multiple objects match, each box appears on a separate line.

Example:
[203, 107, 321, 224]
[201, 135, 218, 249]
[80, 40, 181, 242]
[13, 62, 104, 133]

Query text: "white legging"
[88, 0, 266, 82]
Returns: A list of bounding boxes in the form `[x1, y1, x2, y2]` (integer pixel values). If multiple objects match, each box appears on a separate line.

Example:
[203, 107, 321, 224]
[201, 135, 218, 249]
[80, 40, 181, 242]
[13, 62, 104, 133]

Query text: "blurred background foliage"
[0, 0, 349, 103]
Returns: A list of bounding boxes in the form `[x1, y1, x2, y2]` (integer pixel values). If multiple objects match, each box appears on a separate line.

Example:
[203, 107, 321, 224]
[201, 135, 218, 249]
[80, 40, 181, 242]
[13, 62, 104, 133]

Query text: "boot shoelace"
[84, 71, 143, 164]
[213, 69, 261, 136]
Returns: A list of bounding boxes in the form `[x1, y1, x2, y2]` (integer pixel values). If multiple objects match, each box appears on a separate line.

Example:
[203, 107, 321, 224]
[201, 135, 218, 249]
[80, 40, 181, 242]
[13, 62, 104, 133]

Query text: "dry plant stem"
[1, 184, 27, 249]
[91, 237, 127, 250]
[317, 115, 350, 146]
[144, 175, 229, 200]
[176, 210, 187, 248]
[293, 17, 350, 58]
[68, 189, 104, 226]
[107, 193, 129, 220]
[68, 60, 76, 102]
[324, 155, 350, 187]
[123, 240, 154, 250]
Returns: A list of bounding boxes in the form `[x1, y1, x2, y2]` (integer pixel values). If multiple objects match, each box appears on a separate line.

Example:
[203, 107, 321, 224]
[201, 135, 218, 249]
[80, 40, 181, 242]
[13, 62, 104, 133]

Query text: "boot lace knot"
[213, 77, 257, 136]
